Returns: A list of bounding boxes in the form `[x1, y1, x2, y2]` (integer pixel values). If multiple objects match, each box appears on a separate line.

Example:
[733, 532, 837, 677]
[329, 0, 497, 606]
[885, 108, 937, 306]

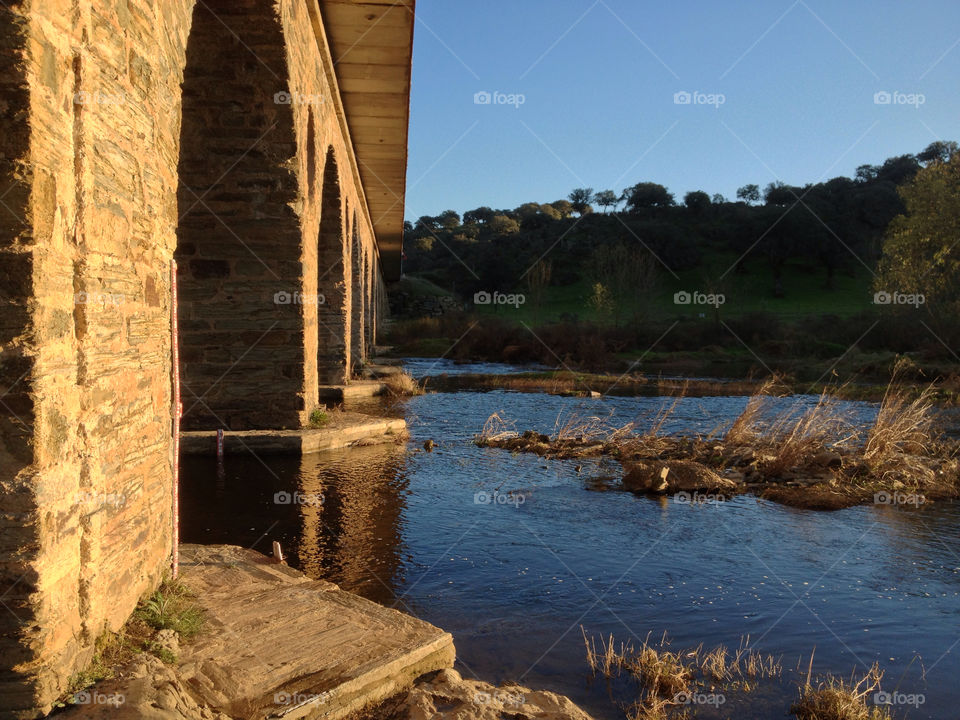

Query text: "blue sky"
[403, 0, 960, 220]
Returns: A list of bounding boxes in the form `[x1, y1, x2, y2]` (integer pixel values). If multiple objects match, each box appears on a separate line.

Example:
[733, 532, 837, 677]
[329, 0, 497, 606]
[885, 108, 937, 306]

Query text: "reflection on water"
[180, 387, 960, 720]
[181, 443, 408, 604]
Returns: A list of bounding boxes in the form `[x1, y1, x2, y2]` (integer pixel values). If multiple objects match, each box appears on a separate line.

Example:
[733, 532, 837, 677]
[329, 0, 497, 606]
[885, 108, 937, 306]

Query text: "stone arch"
[306, 109, 317, 201]
[363, 238, 373, 356]
[174, 0, 309, 430]
[350, 210, 366, 373]
[317, 146, 349, 384]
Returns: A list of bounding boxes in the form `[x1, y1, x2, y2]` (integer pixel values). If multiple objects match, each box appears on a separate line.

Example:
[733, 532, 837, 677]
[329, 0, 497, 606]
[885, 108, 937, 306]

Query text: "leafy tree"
[487, 215, 520, 235]
[437, 209, 461, 229]
[917, 141, 958, 166]
[683, 190, 711, 213]
[549, 200, 575, 218]
[591, 242, 659, 325]
[463, 206, 495, 225]
[736, 184, 761, 205]
[711, 193, 727, 205]
[539, 203, 562, 221]
[526, 259, 552, 321]
[856, 164, 879, 183]
[594, 189, 619, 213]
[588, 282, 614, 319]
[515, 202, 544, 222]
[568, 188, 595, 215]
[415, 214, 440, 231]
[876, 155, 920, 186]
[764, 182, 799, 206]
[876, 152, 960, 315]
[624, 182, 675, 211]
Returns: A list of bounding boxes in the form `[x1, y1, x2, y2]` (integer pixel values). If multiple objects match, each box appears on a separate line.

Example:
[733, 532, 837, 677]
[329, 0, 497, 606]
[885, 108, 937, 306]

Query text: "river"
[181, 362, 960, 719]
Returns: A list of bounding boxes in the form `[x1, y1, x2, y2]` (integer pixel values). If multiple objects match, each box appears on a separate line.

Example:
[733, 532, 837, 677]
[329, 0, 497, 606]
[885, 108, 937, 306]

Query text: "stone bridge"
[0, 0, 413, 716]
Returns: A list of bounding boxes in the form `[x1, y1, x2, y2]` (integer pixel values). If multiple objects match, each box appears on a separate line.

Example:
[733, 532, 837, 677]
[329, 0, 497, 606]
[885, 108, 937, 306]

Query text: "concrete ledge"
[181, 413, 407, 455]
[177, 545, 456, 720]
[318, 380, 388, 402]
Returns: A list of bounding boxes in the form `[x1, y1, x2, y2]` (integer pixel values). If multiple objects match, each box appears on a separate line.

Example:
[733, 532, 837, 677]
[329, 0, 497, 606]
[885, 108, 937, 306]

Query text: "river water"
[181, 366, 960, 720]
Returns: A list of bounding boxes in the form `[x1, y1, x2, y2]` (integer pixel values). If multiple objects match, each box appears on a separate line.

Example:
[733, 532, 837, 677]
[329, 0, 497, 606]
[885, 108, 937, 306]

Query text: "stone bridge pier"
[0, 0, 412, 716]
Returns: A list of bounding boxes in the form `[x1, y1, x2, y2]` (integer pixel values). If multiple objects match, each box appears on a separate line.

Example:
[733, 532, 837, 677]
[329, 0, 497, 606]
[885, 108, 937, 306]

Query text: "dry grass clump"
[758, 390, 860, 478]
[583, 630, 691, 693]
[476, 411, 520, 444]
[791, 664, 890, 720]
[583, 629, 782, 720]
[863, 358, 941, 483]
[699, 636, 782, 689]
[724, 375, 788, 445]
[554, 409, 621, 442]
[381, 371, 423, 397]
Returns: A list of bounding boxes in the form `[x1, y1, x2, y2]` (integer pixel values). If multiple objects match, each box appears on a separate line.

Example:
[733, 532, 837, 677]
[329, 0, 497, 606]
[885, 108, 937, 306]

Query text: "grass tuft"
[791, 663, 890, 720]
[134, 580, 205, 640]
[309, 407, 329, 428]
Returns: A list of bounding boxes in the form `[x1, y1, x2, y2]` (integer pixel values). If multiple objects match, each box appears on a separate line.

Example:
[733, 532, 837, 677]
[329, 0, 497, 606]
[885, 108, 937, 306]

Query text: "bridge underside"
[0, 0, 411, 716]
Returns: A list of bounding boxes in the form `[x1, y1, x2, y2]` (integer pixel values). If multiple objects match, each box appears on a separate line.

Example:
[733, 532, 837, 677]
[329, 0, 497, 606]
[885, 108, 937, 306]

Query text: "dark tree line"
[403, 141, 955, 302]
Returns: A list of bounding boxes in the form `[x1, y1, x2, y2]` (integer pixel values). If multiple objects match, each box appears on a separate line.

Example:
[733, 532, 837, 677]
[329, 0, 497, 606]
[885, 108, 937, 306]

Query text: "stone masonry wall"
[0, 0, 389, 716]
[0, 1, 192, 715]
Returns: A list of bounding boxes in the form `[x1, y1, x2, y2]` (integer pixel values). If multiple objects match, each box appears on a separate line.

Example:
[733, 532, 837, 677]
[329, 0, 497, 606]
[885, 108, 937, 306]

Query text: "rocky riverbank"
[475, 370, 959, 510]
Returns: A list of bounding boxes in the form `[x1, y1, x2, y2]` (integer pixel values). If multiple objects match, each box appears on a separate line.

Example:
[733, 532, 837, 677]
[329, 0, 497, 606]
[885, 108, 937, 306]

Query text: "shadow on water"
[180, 383, 960, 720]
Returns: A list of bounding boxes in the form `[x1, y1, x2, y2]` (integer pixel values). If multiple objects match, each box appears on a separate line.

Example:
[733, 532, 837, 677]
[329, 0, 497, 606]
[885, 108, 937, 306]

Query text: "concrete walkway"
[181, 413, 406, 455]
[177, 545, 455, 720]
